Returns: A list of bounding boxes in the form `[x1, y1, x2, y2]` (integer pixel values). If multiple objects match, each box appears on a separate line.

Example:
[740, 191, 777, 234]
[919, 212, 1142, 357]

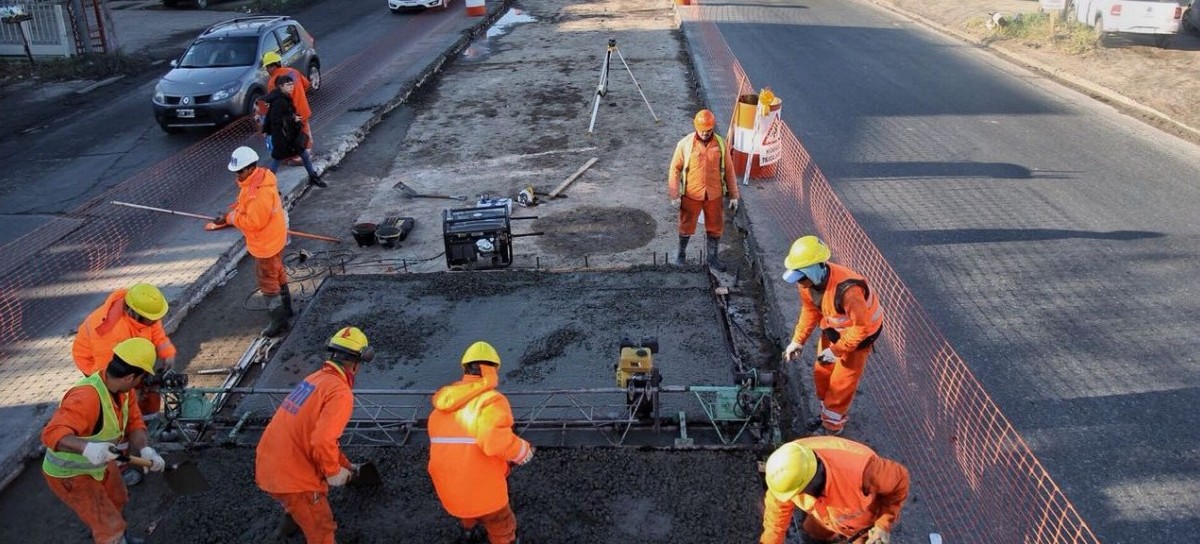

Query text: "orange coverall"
[668, 133, 738, 239]
[42, 383, 146, 544]
[72, 288, 177, 414]
[793, 265, 883, 433]
[268, 67, 312, 149]
[256, 362, 354, 544]
[228, 167, 288, 297]
[428, 367, 530, 544]
[761, 438, 909, 544]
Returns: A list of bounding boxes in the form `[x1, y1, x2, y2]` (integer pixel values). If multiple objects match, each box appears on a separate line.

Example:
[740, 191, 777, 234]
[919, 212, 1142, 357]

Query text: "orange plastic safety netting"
[680, 6, 1100, 543]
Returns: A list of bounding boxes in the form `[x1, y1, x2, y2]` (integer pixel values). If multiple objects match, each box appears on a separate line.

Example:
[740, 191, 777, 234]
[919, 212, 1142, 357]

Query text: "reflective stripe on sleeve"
[429, 436, 477, 444]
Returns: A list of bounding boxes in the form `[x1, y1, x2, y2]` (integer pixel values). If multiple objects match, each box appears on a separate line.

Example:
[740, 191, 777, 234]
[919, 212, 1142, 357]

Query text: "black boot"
[676, 235, 690, 265]
[279, 284, 295, 318]
[706, 237, 724, 271]
[308, 173, 327, 188]
[272, 512, 300, 539]
[262, 295, 290, 337]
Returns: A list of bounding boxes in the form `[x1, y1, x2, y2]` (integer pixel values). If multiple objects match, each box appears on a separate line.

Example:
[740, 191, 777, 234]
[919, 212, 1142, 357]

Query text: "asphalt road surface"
[0, 0, 458, 246]
[712, 0, 1200, 542]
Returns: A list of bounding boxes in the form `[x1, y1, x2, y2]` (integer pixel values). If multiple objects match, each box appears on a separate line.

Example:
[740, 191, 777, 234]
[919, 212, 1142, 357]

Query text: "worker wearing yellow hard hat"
[428, 341, 533, 543]
[256, 326, 373, 543]
[72, 283, 178, 418]
[43, 338, 166, 544]
[667, 108, 740, 270]
[781, 236, 884, 435]
[761, 437, 910, 544]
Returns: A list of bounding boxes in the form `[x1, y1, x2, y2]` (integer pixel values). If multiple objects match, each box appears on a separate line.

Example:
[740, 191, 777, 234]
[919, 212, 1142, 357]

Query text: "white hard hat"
[228, 146, 260, 172]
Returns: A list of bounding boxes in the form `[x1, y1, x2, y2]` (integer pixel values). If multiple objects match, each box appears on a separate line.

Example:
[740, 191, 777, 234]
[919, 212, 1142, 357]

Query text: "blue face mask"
[800, 264, 828, 286]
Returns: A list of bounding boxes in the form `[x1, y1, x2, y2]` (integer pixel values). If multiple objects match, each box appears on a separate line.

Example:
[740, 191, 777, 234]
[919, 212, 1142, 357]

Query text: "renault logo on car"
[182, 96, 191, 105]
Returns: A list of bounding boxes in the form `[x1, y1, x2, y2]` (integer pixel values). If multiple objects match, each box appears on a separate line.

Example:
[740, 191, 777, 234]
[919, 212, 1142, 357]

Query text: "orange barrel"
[729, 93, 783, 179]
[674, 0, 691, 5]
[466, 0, 485, 16]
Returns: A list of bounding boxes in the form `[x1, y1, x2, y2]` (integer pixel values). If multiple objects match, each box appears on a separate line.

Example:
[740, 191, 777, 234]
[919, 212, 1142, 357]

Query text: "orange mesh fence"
[680, 7, 1100, 543]
[0, 15, 462, 404]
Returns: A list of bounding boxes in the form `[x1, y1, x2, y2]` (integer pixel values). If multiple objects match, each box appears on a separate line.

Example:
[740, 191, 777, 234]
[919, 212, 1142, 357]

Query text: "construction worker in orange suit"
[782, 236, 883, 435]
[42, 338, 167, 544]
[428, 341, 534, 544]
[255, 326, 373, 544]
[761, 437, 909, 544]
[261, 51, 313, 153]
[72, 283, 177, 419]
[667, 108, 739, 270]
[214, 146, 293, 337]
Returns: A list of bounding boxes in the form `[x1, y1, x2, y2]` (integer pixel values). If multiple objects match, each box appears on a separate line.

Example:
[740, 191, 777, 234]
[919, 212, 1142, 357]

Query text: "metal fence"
[0, 2, 73, 57]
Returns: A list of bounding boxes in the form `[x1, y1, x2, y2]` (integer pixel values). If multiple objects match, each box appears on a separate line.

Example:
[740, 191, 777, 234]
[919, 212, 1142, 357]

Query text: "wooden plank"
[547, 157, 598, 199]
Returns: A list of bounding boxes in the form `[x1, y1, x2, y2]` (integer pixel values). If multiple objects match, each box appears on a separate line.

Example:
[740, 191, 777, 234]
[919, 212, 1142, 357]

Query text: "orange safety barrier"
[678, 5, 1100, 543]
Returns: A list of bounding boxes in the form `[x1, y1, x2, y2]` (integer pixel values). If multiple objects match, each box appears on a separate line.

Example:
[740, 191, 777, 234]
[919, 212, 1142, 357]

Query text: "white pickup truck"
[1071, 0, 1188, 46]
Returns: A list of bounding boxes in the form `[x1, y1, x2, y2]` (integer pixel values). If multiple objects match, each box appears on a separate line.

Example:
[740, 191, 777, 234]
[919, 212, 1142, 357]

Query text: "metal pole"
[110, 201, 342, 243]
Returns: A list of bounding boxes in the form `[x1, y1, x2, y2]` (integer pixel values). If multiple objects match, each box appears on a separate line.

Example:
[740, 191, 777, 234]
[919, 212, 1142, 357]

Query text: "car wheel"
[244, 89, 263, 118]
[306, 63, 321, 92]
[195, 0, 208, 8]
[1183, 10, 1195, 33]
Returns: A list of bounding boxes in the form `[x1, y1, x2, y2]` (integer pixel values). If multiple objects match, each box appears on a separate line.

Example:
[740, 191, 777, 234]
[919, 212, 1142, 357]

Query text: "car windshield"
[179, 37, 258, 68]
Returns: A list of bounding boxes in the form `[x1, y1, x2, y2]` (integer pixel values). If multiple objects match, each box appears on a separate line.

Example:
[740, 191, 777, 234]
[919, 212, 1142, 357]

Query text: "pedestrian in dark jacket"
[262, 76, 325, 187]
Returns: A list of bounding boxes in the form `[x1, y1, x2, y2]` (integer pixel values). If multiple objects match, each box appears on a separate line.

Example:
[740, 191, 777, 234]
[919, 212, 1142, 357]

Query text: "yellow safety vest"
[42, 373, 128, 481]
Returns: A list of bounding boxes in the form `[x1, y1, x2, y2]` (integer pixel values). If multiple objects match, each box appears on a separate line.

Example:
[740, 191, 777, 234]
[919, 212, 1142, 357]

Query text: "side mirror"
[169, 59, 178, 68]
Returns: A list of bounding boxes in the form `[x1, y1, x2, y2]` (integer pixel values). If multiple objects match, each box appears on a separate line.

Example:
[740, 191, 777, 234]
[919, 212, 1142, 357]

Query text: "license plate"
[177, 109, 195, 119]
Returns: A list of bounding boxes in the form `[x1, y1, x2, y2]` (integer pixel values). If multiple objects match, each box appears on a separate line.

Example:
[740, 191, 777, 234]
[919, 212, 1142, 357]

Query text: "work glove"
[865, 526, 891, 544]
[82, 442, 119, 466]
[326, 467, 353, 487]
[783, 341, 804, 361]
[514, 444, 536, 466]
[817, 348, 839, 365]
[728, 198, 739, 212]
[139, 446, 166, 472]
[670, 198, 681, 209]
[212, 212, 227, 225]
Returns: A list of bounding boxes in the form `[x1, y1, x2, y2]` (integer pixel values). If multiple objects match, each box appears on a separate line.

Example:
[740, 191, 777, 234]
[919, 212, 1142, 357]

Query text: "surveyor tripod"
[588, 38, 660, 133]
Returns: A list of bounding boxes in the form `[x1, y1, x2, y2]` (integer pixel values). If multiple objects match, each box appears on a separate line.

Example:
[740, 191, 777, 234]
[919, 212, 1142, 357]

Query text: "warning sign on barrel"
[730, 90, 783, 179]
[757, 118, 783, 166]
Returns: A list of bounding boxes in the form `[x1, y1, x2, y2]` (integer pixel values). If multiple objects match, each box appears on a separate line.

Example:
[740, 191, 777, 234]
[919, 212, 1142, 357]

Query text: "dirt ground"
[884, 0, 1200, 142]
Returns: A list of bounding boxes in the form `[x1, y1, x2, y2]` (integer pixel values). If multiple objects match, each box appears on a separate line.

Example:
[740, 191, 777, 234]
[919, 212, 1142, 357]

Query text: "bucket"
[465, 0, 485, 16]
[376, 226, 402, 249]
[351, 223, 377, 247]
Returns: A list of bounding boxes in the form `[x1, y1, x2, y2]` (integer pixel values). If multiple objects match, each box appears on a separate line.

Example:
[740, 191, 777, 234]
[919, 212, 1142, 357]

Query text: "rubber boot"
[675, 235, 690, 265]
[279, 284, 295, 318]
[262, 295, 290, 337]
[272, 512, 300, 539]
[706, 237, 724, 272]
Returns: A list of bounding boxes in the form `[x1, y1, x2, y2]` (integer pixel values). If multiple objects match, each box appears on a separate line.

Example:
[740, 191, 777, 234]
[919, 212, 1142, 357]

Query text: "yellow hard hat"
[328, 326, 374, 362]
[461, 341, 501, 369]
[783, 236, 831, 271]
[112, 338, 157, 375]
[693, 109, 716, 131]
[262, 51, 282, 66]
[764, 441, 817, 502]
[124, 283, 168, 321]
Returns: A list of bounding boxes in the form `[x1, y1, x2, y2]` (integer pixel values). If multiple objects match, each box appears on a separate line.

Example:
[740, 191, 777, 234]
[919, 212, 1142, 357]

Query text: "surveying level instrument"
[588, 38, 660, 134]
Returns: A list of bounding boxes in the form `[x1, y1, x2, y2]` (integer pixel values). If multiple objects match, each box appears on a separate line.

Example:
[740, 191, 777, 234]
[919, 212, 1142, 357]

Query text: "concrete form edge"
[0, 2, 513, 494]
[863, 0, 1200, 141]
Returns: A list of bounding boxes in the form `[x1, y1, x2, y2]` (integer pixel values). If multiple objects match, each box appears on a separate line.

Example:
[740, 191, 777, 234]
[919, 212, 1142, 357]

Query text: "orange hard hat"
[693, 109, 716, 131]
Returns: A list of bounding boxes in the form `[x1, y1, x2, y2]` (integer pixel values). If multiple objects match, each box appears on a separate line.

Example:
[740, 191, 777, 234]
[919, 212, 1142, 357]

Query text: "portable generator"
[616, 335, 661, 419]
[442, 204, 514, 269]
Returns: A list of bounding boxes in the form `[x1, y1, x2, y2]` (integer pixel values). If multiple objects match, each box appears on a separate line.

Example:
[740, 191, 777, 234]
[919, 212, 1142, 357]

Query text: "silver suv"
[151, 16, 320, 133]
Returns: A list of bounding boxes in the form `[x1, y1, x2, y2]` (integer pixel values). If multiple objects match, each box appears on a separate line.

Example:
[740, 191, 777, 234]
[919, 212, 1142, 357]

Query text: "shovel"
[392, 180, 468, 201]
[348, 461, 381, 488]
[124, 455, 210, 495]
